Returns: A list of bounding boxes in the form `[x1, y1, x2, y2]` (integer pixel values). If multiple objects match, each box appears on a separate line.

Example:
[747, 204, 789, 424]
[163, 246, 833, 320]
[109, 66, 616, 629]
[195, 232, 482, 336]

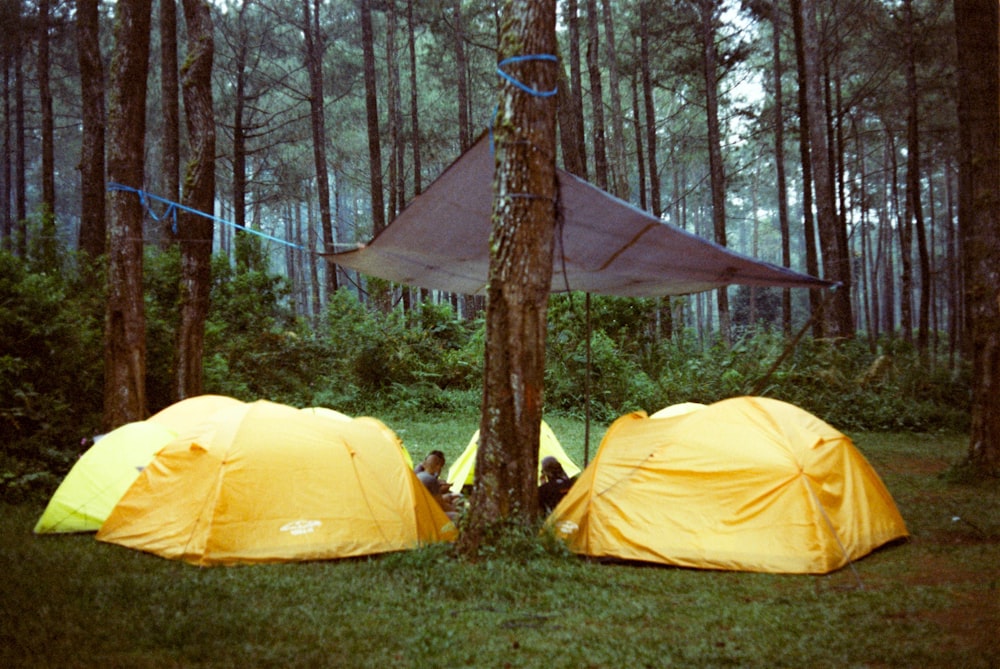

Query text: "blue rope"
[491, 53, 559, 154]
[108, 182, 309, 251]
[496, 54, 558, 98]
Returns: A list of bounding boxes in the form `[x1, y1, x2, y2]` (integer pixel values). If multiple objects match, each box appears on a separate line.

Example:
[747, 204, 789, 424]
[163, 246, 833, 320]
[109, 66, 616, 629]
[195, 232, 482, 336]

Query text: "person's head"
[541, 456, 567, 482]
[422, 450, 446, 476]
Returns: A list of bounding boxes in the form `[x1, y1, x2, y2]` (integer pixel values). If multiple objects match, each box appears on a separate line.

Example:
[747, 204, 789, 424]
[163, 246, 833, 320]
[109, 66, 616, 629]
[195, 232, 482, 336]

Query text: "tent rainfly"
[326, 133, 835, 297]
[546, 397, 908, 574]
[34, 421, 178, 534]
[97, 400, 455, 565]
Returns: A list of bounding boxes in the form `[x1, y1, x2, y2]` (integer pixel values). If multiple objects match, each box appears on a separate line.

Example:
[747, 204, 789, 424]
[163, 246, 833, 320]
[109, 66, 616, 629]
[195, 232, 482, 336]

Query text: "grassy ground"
[2, 415, 998, 668]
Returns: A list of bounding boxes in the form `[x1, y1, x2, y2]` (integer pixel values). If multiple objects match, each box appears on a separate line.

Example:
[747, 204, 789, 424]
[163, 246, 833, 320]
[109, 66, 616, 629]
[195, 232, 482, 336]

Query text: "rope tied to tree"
[106, 182, 326, 252]
[490, 53, 559, 156]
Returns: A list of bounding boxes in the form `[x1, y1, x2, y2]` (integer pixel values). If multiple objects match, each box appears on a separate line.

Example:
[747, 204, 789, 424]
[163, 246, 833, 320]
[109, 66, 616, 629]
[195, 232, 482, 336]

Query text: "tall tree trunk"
[386, 0, 405, 219]
[104, 0, 153, 430]
[631, 73, 646, 211]
[954, 0, 1000, 477]
[888, 128, 914, 342]
[407, 0, 422, 196]
[640, 0, 659, 218]
[790, 0, 823, 337]
[556, 48, 586, 177]
[770, 3, 791, 336]
[360, 0, 386, 236]
[799, 0, 852, 337]
[453, 0, 470, 151]
[584, 0, 608, 190]
[304, 0, 337, 298]
[599, 0, 628, 199]
[77, 0, 106, 260]
[161, 0, 180, 221]
[14, 22, 26, 256]
[904, 0, 930, 357]
[1, 55, 10, 251]
[698, 0, 731, 344]
[174, 0, 215, 401]
[232, 3, 250, 269]
[360, 0, 389, 311]
[460, 0, 558, 554]
[564, 0, 587, 179]
[38, 0, 55, 217]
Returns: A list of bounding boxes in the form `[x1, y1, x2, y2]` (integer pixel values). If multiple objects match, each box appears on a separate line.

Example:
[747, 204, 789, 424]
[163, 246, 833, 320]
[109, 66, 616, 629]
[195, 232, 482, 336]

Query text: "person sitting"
[538, 456, 574, 513]
[415, 450, 460, 519]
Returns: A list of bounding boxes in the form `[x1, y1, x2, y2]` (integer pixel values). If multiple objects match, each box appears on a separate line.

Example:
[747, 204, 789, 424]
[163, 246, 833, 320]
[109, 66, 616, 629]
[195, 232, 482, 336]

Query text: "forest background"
[0, 0, 987, 501]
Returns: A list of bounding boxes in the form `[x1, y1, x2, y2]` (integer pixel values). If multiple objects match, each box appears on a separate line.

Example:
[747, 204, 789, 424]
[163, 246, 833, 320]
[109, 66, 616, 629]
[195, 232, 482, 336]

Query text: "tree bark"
[175, 0, 215, 401]
[799, 0, 852, 337]
[38, 0, 55, 216]
[599, 0, 628, 199]
[584, 0, 608, 190]
[640, 0, 659, 218]
[304, 0, 337, 298]
[564, 0, 587, 180]
[460, 0, 558, 554]
[453, 0, 470, 151]
[790, 0, 822, 337]
[161, 0, 180, 214]
[1, 56, 10, 250]
[407, 0, 422, 195]
[954, 0, 1000, 477]
[770, 3, 792, 336]
[697, 0, 731, 344]
[77, 0, 106, 260]
[904, 0, 930, 356]
[104, 0, 152, 430]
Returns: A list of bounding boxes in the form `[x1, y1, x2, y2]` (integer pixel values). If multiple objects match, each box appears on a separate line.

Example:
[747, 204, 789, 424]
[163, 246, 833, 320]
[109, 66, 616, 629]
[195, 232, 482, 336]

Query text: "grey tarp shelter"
[327, 133, 835, 296]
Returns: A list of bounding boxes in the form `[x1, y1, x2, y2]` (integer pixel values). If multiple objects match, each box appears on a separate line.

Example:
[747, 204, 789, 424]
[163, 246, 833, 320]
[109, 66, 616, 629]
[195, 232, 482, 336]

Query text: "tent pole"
[584, 292, 592, 465]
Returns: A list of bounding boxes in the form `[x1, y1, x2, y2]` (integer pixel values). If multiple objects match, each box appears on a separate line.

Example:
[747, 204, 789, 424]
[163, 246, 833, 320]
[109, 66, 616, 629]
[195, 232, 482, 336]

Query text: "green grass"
[2, 418, 998, 668]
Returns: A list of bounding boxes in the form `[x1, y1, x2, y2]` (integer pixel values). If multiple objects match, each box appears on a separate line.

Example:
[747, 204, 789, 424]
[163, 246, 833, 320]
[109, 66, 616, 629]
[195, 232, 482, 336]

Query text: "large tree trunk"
[77, 0, 106, 260]
[698, 0, 731, 344]
[904, 0, 930, 357]
[460, 0, 557, 554]
[38, 0, 54, 216]
[104, 0, 153, 430]
[564, 0, 587, 180]
[770, 4, 792, 337]
[954, 0, 1000, 478]
[1, 56, 10, 250]
[790, 0, 823, 337]
[360, 0, 389, 310]
[584, 0, 608, 190]
[799, 0, 852, 337]
[14, 22, 26, 255]
[453, 0, 470, 151]
[174, 0, 215, 401]
[599, 0, 628, 199]
[407, 0, 422, 196]
[304, 0, 337, 298]
[640, 1, 659, 218]
[160, 0, 180, 219]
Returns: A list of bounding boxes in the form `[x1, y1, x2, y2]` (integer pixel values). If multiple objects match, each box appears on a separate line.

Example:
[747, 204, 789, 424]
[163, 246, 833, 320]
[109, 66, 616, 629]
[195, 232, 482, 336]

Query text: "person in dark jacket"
[538, 456, 574, 513]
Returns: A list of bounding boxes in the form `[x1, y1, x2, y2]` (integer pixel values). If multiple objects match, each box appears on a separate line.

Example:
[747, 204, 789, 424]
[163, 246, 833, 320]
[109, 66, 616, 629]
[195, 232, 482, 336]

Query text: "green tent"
[34, 421, 177, 534]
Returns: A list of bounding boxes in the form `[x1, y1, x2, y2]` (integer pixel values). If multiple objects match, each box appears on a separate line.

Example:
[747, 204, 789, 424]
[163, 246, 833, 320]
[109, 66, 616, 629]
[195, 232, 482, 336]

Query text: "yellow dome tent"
[34, 421, 178, 534]
[649, 402, 706, 419]
[97, 400, 455, 565]
[303, 407, 414, 469]
[547, 396, 908, 574]
[446, 420, 581, 490]
[146, 394, 245, 432]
